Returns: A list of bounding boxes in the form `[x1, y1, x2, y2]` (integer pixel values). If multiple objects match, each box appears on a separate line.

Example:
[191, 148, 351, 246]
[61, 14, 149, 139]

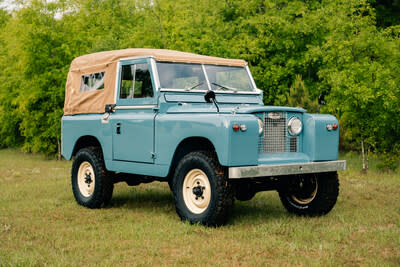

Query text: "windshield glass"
[157, 62, 208, 90]
[204, 65, 254, 92]
[156, 62, 254, 92]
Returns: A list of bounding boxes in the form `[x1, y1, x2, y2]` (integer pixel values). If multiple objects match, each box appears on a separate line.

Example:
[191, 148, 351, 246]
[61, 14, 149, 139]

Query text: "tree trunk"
[57, 139, 61, 160]
[361, 138, 368, 173]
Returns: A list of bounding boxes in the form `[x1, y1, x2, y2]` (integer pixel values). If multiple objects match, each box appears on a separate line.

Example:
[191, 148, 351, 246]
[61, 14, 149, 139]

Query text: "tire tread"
[71, 146, 114, 209]
[279, 172, 339, 216]
[172, 151, 234, 226]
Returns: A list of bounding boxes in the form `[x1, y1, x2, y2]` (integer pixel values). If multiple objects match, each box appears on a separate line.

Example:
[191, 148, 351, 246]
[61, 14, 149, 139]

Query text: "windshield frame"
[156, 61, 260, 94]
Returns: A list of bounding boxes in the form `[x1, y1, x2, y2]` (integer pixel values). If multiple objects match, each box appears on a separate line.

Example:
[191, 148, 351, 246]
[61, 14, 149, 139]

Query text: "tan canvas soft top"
[64, 48, 248, 115]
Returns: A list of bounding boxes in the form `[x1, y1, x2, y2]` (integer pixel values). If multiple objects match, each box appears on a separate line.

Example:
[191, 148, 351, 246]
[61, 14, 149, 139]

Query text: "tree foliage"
[0, 0, 399, 169]
[287, 75, 318, 113]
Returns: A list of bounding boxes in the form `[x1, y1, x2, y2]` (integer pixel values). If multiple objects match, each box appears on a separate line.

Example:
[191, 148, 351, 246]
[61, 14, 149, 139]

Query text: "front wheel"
[278, 172, 339, 216]
[172, 151, 234, 226]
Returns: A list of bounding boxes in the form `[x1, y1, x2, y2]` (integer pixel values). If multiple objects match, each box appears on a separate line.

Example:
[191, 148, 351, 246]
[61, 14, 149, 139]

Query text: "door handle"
[116, 123, 121, 134]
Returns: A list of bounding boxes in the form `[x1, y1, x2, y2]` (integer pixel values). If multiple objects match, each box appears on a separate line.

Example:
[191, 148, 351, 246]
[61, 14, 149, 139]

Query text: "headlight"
[288, 117, 302, 135]
[257, 117, 264, 136]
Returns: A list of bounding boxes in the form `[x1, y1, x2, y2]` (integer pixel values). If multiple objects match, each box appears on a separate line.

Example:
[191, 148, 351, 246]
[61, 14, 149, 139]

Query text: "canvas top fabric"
[63, 48, 248, 115]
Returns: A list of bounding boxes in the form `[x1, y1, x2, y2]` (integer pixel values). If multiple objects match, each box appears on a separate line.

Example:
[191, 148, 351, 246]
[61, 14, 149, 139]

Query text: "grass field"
[0, 149, 399, 266]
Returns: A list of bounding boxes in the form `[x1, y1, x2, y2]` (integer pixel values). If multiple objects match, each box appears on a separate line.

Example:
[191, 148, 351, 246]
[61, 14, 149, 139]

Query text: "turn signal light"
[233, 124, 247, 132]
[327, 123, 338, 131]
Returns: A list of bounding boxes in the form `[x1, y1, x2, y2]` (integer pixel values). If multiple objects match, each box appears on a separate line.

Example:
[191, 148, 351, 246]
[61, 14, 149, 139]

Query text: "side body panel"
[61, 114, 112, 161]
[62, 112, 341, 177]
[61, 112, 260, 177]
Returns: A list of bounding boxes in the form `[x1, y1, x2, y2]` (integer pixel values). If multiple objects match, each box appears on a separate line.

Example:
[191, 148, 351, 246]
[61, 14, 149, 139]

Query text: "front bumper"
[228, 160, 346, 179]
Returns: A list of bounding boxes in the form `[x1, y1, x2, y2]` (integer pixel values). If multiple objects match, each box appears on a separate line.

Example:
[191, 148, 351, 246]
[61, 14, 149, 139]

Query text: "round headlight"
[288, 117, 302, 135]
[257, 117, 264, 135]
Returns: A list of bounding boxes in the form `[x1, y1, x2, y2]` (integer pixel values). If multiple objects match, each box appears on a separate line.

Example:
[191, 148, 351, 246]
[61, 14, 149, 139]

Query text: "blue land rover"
[62, 48, 346, 226]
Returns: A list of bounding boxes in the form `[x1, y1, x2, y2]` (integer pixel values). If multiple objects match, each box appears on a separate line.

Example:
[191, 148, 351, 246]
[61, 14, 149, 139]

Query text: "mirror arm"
[204, 90, 219, 113]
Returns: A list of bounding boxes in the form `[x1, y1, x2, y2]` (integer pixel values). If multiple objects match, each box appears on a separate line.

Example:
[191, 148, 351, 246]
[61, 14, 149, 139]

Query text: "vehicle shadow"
[108, 185, 290, 225]
[108, 185, 175, 215]
[229, 199, 288, 225]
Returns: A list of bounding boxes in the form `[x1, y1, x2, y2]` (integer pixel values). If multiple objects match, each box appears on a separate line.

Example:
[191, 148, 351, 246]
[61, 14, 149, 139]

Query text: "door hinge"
[151, 152, 157, 159]
[101, 112, 110, 124]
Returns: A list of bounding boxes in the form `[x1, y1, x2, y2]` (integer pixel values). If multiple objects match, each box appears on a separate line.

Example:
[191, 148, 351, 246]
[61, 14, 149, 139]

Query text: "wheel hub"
[182, 169, 211, 214]
[85, 173, 93, 185]
[192, 182, 206, 200]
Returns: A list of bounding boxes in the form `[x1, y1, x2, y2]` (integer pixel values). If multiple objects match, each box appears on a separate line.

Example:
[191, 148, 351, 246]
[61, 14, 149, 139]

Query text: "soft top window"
[80, 72, 105, 92]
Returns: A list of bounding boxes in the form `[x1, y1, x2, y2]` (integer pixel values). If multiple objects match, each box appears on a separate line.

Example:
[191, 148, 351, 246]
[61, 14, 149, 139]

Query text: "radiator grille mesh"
[258, 112, 299, 153]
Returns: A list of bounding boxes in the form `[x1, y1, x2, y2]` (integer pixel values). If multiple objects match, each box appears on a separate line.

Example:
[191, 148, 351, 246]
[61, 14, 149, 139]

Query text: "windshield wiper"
[211, 82, 238, 92]
[185, 82, 204, 91]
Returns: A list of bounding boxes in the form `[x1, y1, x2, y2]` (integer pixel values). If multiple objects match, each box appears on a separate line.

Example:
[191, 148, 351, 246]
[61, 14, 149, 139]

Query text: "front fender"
[303, 114, 339, 161]
[155, 113, 259, 167]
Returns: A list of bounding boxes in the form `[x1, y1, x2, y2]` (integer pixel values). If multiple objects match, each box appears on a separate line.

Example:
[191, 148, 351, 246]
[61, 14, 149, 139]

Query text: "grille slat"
[258, 112, 299, 154]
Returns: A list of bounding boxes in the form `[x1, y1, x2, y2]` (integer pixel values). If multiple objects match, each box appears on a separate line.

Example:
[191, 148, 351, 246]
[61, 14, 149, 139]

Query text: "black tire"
[278, 172, 339, 216]
[71, 147, 114, 208]
[167, 174, 174, 192]
[172, 151, 234, 226]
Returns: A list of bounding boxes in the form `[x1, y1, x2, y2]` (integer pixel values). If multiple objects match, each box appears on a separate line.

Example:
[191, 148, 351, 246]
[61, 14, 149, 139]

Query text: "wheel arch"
[167, 137, 218, 178]
[72, 135, 103, 158]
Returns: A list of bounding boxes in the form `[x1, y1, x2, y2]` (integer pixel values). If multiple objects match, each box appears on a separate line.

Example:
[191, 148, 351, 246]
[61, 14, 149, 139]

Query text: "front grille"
[263, 117, 286, 152]
[258, 112, 299, 153]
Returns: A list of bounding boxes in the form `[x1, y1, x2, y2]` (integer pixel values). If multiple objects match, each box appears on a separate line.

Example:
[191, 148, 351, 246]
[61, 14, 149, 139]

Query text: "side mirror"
[204, 90, 216, 103]
[204, 90, 219, 113]
[105, 104, 116, 113]
[318, 93, 326, 105]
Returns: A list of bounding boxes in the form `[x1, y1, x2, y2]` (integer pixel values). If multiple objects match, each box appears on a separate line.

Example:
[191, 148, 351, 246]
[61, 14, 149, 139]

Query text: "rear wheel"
[71, 147, 114, 208]
[278, 172, 339, 216]
[172, 151, 234, 226]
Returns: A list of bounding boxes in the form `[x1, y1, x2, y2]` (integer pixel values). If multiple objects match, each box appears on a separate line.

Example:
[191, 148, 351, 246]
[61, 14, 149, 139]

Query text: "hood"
[164, 103, 305, 114]
[234, 106, 306, 114]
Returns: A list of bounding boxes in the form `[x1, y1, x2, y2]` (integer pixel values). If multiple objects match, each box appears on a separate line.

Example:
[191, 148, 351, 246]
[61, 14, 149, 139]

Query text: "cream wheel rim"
[77, 161, 95, 197]
[182, 169, 211, 214]
[291, 177, 318, 205]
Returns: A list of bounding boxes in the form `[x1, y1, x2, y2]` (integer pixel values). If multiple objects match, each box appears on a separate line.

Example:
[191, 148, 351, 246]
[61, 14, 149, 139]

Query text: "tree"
[287, 75, 318, 113]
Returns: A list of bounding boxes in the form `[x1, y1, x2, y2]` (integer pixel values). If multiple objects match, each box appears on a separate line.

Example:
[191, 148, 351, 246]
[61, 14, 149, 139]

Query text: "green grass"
[0, 149, 399, 266]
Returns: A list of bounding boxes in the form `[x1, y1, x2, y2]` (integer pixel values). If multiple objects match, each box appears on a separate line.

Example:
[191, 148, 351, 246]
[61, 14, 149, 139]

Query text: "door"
[111, 58, 157, 163]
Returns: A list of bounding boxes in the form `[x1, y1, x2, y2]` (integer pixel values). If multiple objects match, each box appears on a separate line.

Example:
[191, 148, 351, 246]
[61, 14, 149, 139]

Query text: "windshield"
[156, 62, 255, 92]
[205, 65, 254, 92]
[157, 62, 208, 90]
